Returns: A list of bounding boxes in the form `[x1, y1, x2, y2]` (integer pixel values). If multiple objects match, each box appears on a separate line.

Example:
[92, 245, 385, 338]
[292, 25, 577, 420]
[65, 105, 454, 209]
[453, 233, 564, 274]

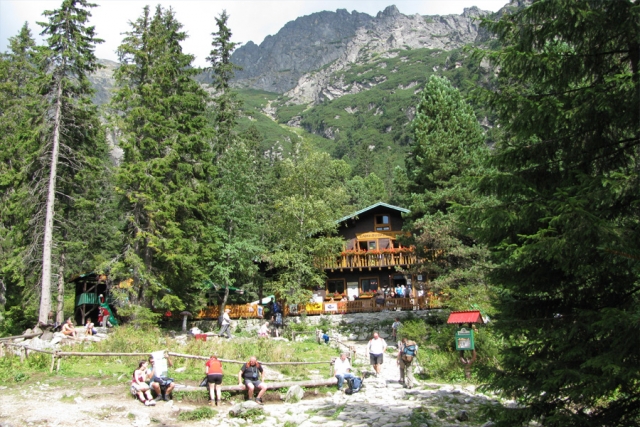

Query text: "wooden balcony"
[317, 251, 418, 271]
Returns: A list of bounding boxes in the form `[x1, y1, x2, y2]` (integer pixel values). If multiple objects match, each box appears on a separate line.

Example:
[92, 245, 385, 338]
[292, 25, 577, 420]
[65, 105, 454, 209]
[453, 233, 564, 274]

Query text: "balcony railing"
[194, 295, 445, 320]
[317, 251, 418, 270]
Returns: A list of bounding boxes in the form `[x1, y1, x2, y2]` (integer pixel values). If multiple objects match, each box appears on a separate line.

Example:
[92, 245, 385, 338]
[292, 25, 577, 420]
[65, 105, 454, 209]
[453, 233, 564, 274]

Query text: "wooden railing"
[194, 295, 444, 320]
[317, 251, 418, 270]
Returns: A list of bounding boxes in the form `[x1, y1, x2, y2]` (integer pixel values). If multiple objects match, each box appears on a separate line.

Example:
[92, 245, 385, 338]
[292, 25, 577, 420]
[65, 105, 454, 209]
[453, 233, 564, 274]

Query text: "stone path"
[208, 340, 499, 427]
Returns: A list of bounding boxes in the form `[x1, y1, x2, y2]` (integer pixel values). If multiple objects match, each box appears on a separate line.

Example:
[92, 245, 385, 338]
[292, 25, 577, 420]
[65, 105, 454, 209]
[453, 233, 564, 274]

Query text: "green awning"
[75, 293, 113, 307]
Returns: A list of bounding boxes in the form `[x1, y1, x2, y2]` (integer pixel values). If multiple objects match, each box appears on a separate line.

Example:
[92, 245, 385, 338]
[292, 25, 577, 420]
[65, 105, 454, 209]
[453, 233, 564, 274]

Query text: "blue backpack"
[345, 377, 363, 394]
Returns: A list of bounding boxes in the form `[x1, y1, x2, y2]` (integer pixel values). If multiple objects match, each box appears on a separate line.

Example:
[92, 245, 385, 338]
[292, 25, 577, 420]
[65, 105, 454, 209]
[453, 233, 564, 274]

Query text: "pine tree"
[475, 1, 640, 425]
[35, 0, 106, 324]
[403, 75, 493, 311]
[110, 5, 218, 318]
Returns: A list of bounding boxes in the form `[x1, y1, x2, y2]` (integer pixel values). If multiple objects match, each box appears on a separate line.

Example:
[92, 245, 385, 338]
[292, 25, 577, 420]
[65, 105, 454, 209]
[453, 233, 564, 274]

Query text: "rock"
[456, 410, 470, 421]
[435, 409, 448, 419]
[174, 367, 186, 373]
[229, 400, 264, 418]
[285, 385, 305, 403]
[41, 331, 54, 341]
[481, 422, 496, 427]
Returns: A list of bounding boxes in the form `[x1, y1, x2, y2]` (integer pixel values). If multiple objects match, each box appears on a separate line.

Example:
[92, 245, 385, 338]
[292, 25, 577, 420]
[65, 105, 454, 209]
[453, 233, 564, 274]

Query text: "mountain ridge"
[230, 4, 494, 102]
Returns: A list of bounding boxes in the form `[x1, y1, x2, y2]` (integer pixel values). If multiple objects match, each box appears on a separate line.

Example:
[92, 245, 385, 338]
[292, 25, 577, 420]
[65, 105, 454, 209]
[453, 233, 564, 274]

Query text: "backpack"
[402, 341, 417, 363]
[275, 312, 283, 326]
[345, 377, 363, 394]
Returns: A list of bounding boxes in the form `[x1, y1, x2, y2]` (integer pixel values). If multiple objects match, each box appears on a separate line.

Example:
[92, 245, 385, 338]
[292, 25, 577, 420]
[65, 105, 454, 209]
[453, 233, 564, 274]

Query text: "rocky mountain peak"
[231, 4, 496, 100]
[377, 5, 400, 18]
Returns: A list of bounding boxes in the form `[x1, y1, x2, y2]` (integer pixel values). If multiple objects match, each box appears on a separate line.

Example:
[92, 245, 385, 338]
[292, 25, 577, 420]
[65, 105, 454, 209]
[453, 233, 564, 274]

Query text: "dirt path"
[0, 340, 499, 427]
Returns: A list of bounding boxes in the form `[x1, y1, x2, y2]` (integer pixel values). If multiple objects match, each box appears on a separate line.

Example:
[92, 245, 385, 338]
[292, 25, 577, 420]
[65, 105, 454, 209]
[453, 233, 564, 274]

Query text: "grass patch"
[329, 404, 346, 420]
[177, 406, 217, 421]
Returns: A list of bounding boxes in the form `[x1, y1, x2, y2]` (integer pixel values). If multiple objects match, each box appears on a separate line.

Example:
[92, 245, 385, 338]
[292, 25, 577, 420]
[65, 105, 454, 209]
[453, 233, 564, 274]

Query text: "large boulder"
[229, 400, 264, 418]
[284, 385, 304, 403]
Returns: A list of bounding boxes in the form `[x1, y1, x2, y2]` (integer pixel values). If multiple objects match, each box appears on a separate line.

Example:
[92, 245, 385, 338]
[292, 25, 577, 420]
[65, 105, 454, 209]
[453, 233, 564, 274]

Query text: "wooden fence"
[195, 294, 444, 320]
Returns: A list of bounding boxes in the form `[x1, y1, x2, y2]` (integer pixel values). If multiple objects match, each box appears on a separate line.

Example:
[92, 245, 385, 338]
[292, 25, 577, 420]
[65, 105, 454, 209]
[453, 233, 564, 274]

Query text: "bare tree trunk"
[38, 81, 63, 324]
[56, 252, 65, 325]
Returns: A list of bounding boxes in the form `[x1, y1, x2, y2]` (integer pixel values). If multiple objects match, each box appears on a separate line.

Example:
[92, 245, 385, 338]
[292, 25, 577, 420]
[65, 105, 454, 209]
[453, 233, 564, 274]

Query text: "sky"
[0, 0, 508, 67]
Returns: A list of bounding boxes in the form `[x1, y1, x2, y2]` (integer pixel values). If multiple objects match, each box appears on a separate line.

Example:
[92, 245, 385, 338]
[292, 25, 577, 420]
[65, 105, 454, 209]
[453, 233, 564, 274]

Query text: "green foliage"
[473, 1, 640, 426]
[397, 318, 427, 343]
[265, 143, 351, 303]
[109, 4, 219, 314]
[177, 406, 217, 421]
[401, 75, 494, 313]
[112, 305, 162, 329]
[230, 407, 264, 420]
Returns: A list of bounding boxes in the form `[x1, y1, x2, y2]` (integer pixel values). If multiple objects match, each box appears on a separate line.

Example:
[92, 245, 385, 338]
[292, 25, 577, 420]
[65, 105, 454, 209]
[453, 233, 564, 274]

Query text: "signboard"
[257, 305, 264, 318]
[288, 304, 298, 315]
[455, 328, 475, 350]
[324, 303, 338, 312]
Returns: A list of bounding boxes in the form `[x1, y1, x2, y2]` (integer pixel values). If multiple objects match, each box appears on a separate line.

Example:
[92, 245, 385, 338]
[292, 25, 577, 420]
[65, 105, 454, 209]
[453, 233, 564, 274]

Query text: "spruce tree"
[205, 11, 264, 312]
[403, 75, 493, 311]
[35, 0, 106, 324]
[110, 5, 218, 317]
[475, 1, 640, 425]
[0, 24, 42, 332]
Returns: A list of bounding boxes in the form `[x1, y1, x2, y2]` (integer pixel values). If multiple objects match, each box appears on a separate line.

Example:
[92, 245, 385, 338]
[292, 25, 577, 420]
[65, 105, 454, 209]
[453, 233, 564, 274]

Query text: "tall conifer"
[206, 11, 263, 312]
[36, 0, 105, 324]
[475, 1, 640, 425]
[110, 5, 217, 316]
[403, 75, 492, 311]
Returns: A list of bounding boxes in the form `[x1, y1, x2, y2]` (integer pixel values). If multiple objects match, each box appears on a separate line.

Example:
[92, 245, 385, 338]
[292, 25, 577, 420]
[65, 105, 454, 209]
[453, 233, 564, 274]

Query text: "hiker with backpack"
[333, 353, 355, 391]
[238, 356, 267, 404]
[397, 337, 418, 389]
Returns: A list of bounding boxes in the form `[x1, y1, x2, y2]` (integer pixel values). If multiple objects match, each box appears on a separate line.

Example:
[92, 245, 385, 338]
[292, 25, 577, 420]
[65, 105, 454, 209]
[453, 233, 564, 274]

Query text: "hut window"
[375, 215, 390, 231]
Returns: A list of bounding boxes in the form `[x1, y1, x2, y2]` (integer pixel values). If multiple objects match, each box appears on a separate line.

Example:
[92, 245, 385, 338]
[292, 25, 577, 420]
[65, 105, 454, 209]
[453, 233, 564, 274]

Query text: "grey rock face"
[231, 5, 492, 102]
[231, 9, 374, 94]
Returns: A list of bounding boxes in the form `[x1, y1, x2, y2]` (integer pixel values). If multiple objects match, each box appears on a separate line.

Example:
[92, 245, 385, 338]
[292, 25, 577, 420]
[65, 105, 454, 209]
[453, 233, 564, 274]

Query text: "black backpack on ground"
[345, 377, 363, 394]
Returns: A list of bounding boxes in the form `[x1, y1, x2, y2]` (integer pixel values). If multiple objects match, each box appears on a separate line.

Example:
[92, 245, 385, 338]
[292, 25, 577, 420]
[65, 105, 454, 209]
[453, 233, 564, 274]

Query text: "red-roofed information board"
[447, 310, 483, 324]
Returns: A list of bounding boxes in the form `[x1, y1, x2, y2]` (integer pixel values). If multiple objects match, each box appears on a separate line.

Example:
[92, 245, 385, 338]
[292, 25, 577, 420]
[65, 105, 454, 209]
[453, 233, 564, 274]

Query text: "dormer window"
[375, 215, 390, 231]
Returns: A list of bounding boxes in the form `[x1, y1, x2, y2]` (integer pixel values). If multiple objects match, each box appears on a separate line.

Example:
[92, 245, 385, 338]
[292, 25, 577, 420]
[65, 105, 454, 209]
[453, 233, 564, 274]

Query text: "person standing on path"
[334, 353, 355, 391]
[218, 308, 232, 339]
[391, 317, 402, 341]
[367, 331, 387, 377]
[397, 337, 418, 389]
[205, 354, 223, 406]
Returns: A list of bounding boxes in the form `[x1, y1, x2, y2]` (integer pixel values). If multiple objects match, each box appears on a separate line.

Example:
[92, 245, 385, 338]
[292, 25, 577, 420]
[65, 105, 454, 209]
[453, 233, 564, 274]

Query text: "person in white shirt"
[333, 353, 355, 390]
[366, 331, 387, 377]
[218, 308, 232, 339]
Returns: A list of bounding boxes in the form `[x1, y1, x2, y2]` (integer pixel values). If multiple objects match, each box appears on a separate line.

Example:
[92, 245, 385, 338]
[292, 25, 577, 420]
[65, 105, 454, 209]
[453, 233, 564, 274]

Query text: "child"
[85, 318, 97, 336]
[258, 321, 270, 338]
[131, 361, 156, 406]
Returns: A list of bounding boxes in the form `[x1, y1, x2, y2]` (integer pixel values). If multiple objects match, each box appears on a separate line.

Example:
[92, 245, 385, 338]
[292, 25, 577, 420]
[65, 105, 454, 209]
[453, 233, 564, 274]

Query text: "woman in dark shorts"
[205, 354, 223, 405]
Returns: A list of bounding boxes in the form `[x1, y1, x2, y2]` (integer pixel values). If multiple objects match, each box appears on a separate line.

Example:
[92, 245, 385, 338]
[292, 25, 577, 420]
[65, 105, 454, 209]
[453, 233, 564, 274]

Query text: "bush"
[177, 406, 216, 421]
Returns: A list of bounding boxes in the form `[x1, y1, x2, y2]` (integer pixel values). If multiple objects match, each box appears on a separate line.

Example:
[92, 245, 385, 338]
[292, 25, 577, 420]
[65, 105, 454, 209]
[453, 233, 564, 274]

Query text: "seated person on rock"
[238, 356, 267, 404]
[131, 360, 156, 406]
[85, 318, 97, 336]
[146, 352, 175, 401]
[334, 353, 355, 391]
[61, 318, 76, 338]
